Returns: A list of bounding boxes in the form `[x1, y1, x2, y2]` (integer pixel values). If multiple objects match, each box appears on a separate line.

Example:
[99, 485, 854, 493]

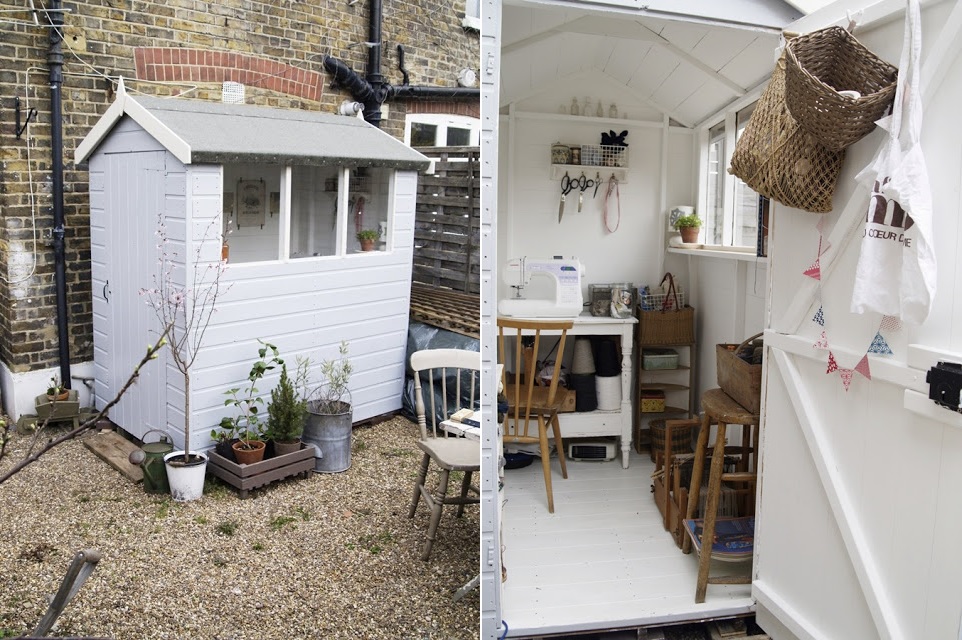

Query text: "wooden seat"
[684, 388, 760, 603]
[407, 348, 481, 561]
[498, 317, 573, 513]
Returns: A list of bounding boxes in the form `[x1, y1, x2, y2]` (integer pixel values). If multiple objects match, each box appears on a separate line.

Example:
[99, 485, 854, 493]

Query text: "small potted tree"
[215, 341, 283, 465]
[674, 213, 702, 244]
[356, 229, 379, 251]
[266, 360, 308, 456]
[303, 341, 354, 473]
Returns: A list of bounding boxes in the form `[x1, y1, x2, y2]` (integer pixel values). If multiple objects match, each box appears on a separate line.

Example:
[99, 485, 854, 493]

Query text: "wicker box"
[641, 390, 666, 412]
[649, 419, 693, 463]
[642, 348, 679, 370]
[716, 336, 763, 414]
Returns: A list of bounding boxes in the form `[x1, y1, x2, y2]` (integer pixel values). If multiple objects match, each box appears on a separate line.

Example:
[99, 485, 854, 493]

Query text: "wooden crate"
[716, 338, 762, 414]
[207, 444, 315, 498]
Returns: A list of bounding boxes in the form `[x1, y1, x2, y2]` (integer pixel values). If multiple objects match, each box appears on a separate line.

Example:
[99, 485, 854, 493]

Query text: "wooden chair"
[408, 348, 481, 561]
[497, 317, 573, 513]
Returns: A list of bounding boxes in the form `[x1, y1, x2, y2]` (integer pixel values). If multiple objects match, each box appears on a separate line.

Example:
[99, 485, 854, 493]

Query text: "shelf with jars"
[550, 143, 629, 182]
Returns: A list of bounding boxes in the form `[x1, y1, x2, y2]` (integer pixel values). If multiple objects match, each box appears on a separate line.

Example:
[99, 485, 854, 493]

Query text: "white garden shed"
[75, 83, 429, 452]
[482, 0, 962, 638]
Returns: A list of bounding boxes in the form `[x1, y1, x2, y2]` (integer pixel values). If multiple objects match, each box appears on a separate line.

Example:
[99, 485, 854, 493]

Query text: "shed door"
[103, 150, 167, 440]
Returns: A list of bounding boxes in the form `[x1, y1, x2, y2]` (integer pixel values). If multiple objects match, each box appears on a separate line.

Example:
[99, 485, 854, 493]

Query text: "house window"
[701, 102, 761, 250]
[463, 0, 480, 30]
[405, 114, 480, 147]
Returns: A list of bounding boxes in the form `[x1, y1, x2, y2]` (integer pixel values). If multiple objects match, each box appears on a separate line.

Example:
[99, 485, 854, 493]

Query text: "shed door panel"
[103, 150, 166, 440]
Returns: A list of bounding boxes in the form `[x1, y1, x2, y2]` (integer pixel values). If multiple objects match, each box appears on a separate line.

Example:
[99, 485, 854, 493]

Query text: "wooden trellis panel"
[413, 146, 480, 295]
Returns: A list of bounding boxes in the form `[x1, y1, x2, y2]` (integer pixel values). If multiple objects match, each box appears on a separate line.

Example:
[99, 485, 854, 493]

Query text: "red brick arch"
[134, 47, 324, 102]
[404, 99, 479, 119]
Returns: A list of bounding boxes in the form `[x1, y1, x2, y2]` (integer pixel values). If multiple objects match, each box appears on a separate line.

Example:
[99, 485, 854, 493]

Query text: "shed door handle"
[103, 280, 109, 303]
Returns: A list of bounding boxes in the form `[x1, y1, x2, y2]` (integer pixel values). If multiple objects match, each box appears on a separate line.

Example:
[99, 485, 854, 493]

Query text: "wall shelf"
[550, 163, 628, 183]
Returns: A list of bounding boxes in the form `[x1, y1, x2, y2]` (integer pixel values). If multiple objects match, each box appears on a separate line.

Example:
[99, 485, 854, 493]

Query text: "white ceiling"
[500, 0, 806, 128]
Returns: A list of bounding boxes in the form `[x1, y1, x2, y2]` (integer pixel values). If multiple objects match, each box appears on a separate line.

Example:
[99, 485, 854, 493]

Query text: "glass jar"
[569, 97, 580, 116]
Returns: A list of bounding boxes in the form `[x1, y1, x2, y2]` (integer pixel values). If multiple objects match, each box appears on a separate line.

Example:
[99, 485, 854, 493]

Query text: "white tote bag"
[851, 0, 935, 325]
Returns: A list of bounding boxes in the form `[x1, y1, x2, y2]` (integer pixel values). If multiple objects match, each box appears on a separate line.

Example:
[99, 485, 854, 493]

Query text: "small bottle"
[570, 97, 580, 116]
[583, 97, 591, 117]
[221, 238, 230, 262]
[609, 103, 618, 119]
[595, 100, 604, 118]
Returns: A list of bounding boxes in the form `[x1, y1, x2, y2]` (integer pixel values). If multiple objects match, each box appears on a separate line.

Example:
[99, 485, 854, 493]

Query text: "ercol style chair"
[408, 348, 481, 561]
[497, 317, 573, 513]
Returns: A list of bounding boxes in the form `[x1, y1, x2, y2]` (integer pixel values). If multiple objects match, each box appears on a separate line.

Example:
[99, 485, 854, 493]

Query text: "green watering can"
[128, 429, 174, 494]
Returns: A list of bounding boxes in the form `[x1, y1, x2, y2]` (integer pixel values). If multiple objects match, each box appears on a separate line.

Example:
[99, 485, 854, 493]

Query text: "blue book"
[684, 517, 754, 560]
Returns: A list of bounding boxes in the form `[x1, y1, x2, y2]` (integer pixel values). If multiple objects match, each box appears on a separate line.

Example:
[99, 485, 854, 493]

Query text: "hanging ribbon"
[603, 175, 620, 233]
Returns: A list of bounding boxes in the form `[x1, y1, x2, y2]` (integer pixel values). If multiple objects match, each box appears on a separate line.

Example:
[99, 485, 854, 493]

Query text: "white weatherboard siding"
[756, 2, 962, 638]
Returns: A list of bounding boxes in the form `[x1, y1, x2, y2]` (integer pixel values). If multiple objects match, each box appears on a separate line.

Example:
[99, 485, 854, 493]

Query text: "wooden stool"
[683, 388, 760, 603]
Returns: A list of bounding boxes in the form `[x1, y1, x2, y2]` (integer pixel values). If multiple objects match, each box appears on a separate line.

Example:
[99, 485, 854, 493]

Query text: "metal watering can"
[127, 429, 173, 494]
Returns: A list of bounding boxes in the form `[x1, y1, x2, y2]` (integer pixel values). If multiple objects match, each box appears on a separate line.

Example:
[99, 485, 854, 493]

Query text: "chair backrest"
[497, 317, 573, 440]
[410, 348, 481, 440]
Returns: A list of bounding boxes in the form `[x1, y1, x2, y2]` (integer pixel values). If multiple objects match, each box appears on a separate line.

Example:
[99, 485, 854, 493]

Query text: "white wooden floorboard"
[501, 450, 755, 637]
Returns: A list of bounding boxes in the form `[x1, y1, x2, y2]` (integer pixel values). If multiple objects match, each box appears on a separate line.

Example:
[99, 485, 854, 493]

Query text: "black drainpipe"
[48, 0, 71, 388]
[322, 0, 479, 128]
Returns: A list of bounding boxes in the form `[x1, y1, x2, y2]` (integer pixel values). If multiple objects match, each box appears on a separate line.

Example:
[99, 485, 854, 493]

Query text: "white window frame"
[463, 0, 480, 30]
[404, 113, 481, 147]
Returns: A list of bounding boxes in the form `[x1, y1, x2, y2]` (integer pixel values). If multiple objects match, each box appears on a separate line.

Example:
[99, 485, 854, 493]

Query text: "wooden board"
[409, 283, 479, 339]
[84, 430, 143, 483]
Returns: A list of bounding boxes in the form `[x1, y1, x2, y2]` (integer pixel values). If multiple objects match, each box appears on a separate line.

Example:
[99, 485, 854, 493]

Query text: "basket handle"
[659, 273, 681, 311]
[735, 332, 764, 354]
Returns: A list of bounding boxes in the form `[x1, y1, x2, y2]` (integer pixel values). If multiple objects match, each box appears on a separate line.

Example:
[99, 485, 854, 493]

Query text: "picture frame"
[236, 179, 266, 228]
[667, 205, 693, 233]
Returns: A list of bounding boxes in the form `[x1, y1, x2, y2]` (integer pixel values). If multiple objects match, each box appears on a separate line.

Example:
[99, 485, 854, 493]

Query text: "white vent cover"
[222, 81, 245, 104]
[568, 441, 616, 462]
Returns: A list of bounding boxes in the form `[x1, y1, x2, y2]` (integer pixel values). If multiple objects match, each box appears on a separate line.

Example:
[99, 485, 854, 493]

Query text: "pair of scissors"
[559, 172, 577, 222]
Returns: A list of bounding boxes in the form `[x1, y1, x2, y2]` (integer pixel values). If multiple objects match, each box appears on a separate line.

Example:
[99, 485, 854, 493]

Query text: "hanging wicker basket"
[784, 26, 898, 151]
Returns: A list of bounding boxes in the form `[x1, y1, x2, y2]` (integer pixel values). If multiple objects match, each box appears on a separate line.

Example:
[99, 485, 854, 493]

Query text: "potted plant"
[265, 359, 309, 456]
[674, 213, 702, 244]
[46, 375, 68, 401]
[215, 341, 283, 465]
[356, 228, 379, 251]
[140, 216, 229, 501]
[303, 341, 354, 473]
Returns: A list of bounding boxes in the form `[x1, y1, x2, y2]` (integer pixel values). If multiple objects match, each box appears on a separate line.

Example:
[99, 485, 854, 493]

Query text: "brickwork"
[0, 0, 479, 376]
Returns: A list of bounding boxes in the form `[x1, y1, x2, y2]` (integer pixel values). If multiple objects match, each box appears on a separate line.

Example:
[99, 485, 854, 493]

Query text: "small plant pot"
[273, 439, 302, 456]
[47, 390, 69, 402]
[679, 227, 700, 244]
[164, 451, 208, 502]
[359, 239, 375, 251]
[232, 439, 267, 465]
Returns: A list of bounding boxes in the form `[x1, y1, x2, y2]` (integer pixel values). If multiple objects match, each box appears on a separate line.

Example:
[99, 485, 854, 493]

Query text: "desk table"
[503, 313, 637, 468]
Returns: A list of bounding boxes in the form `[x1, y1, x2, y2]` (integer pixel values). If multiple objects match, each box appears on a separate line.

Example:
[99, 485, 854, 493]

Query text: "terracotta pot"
[679, 226, 700, 244]
[359, 239, 375, 251]
[273, 440, 302, 456]
[47, 390, 69, 402]
[232, 439, 266, 465]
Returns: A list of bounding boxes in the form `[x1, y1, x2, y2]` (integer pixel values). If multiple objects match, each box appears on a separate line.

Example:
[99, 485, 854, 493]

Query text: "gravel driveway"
[0, 416, 479, 639]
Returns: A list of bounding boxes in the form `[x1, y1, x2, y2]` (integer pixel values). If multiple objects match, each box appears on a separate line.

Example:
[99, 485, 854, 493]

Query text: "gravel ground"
[0, 416, 479, 639]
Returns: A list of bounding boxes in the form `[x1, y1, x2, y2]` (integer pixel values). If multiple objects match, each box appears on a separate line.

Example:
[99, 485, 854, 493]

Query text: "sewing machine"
[498, 257, 585, 318]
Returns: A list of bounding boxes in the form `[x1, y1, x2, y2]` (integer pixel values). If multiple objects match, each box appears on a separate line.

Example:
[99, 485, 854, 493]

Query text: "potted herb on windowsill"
[303, 341, 354, 473]
[356, 229, 379, 251]
[266, 359, 308, 456]
[674, 213, 702, 244]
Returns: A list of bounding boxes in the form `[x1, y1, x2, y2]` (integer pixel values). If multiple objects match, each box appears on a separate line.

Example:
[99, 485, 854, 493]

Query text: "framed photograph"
[236, 179, 266, 228]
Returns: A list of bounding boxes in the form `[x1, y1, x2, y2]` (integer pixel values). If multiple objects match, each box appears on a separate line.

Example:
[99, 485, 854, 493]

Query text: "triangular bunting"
[813, 306, 825, 326]
[813, 330, 829, 350]
[840, 368, 854, 391]
[826, 351, 838, 374]
[867, 332, 893, 355]
[803, 258, 821, 280]
[855, 354, 872, 380]
[880, 315, 902, 333]
[816, 216, 828, 235]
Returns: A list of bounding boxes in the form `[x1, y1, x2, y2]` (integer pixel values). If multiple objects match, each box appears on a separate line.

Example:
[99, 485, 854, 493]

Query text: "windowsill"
[667, 246, 768, 263]
[462, 15, 480, 31]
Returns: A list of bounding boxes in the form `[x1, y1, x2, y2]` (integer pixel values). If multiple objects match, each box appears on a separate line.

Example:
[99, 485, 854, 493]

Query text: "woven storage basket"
[785, 26, 898, 151]
[637, 273, 695, 345]
[649, 419, 693, 463]
[729, 51, 844, 214]
[716, 333, 763, 414]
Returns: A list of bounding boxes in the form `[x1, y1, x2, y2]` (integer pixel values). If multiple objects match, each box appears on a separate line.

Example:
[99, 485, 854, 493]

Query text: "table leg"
[620, 329, 633, 469]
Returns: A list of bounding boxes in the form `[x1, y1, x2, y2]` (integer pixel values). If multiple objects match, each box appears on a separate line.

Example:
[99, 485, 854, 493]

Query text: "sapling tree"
[140, 215, 230, 464]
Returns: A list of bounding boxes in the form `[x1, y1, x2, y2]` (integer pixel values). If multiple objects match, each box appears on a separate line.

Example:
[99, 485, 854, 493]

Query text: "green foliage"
[269, 515, 297, 531]
[266, 363, 308, 443]
[216, 520, 239, 536]
[313, 341, 353, 414]
[356, 228, 380, 242]
[674, 213, 702, 229]
[214, 341, 283, 447]
[46, 375, 65, 396]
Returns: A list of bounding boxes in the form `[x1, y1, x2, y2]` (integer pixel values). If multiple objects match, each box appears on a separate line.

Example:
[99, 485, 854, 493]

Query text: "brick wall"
[0, 0, 479, 376]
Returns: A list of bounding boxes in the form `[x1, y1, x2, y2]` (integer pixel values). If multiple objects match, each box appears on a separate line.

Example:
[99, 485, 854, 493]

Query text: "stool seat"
[685, 388, 760, 604]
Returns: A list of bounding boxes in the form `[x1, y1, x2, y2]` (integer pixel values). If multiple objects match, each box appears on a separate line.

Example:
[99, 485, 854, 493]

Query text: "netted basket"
[785, 26, 898, 151]
[729, 51, 844, 214]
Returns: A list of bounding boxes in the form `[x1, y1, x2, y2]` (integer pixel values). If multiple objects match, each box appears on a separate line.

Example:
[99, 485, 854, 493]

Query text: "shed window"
[463, 0, 480, 30]
[405, 114, 480, 147]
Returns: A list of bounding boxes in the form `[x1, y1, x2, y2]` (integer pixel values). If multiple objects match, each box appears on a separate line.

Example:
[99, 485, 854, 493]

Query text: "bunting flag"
[880, 315, 902, 333]
[826, 351, 838, 374]
[803, 258, 821, 280]
[814, 330, 829, 350]
[855, 354, 872, 379]
[839, 368, 855, 391]
[816, 216, 829, 235]
[867, 332, 893, 355]
[813, 306, 825, 326]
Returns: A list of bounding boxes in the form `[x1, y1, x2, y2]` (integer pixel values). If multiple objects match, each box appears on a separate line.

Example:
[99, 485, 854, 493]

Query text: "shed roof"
[75, 81, 429, 170]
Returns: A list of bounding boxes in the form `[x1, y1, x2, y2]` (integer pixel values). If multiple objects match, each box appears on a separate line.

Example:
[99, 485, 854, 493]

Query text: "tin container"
[551, 142, 571, 164]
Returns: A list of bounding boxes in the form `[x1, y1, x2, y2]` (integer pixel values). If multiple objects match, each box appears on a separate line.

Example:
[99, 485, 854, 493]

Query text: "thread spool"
[568, 373, 598, 412]
[571, 338, 596, 375]
[595, 375, 622, 411]
[593, 338, 621, 377]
